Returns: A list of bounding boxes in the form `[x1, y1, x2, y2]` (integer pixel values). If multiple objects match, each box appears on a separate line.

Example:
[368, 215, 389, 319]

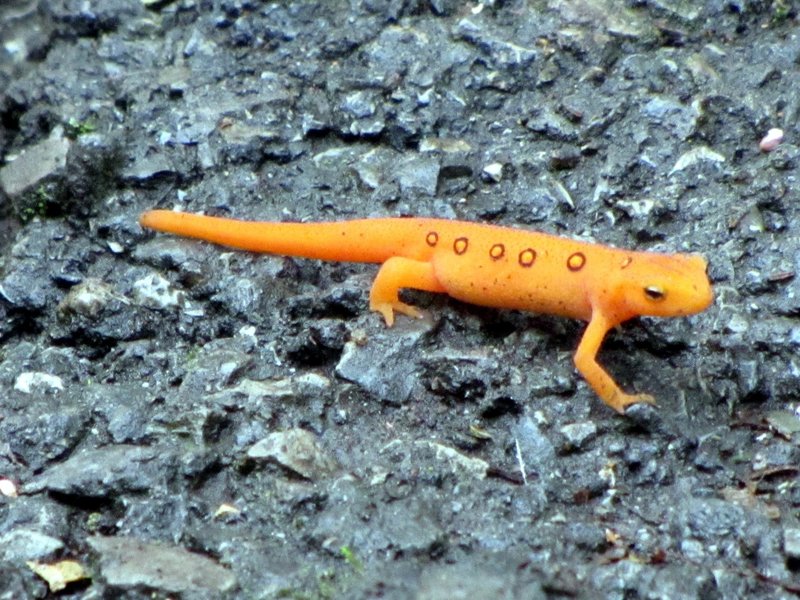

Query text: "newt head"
[611, 252, 713, 320]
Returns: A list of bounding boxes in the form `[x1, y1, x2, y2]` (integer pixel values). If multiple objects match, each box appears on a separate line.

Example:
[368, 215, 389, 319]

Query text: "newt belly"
[139, 210, 714, 413]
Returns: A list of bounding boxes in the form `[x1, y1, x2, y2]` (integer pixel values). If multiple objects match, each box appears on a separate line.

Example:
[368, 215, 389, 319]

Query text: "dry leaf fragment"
[26, 559, 88, 592]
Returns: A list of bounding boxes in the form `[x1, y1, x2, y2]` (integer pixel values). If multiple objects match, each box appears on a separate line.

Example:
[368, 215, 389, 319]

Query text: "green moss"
[65, 117, 96, 139]
[339, 545, 363, 573]
[85, 512, 102, 532]
[771, 0, 792, 24]
[17, 185, 51, 223]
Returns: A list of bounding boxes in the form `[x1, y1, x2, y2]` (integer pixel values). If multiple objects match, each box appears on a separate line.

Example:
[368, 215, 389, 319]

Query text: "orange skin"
[139, 210, 714, 413]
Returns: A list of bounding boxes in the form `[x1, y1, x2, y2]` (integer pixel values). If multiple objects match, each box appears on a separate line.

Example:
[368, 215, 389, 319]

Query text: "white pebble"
[481, 162, 503, 183]
[0, 478, 18, 498]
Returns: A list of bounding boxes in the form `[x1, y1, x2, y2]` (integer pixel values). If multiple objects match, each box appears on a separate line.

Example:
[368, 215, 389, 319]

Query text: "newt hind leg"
[369, 257, 446, 326]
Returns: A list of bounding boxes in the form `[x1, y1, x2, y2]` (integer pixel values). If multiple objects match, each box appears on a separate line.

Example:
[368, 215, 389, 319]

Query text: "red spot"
[518, 248, 536, 267]
[567, 252, 586, 271]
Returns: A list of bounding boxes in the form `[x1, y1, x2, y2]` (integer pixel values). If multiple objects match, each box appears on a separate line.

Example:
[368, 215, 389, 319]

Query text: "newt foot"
[370, 300, 423, 327]
[608, 392, 657, 414]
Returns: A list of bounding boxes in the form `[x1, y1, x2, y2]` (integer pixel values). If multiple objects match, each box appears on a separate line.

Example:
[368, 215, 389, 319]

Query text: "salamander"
[139, 210, 714, 413]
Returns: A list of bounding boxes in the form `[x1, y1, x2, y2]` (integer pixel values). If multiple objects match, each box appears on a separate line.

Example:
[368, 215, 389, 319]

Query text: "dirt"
[1, 1, 799, 598]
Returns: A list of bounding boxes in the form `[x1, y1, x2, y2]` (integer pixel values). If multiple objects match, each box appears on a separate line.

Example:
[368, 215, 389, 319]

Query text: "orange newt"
[139, 210, 713, 413]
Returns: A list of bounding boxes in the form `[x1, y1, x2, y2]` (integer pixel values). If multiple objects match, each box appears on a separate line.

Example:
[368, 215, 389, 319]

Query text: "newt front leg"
[574, 311, 656, 413]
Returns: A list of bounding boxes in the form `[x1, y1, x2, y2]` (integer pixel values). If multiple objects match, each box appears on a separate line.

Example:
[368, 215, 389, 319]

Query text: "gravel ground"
[1, 1, 800, 598]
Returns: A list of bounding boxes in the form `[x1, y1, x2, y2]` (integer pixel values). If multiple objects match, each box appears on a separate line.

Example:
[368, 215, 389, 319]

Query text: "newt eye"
[644, 286, 666, 301]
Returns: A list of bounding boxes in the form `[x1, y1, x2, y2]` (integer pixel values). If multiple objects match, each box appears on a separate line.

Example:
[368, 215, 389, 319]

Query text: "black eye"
[644, 286, 666, 301]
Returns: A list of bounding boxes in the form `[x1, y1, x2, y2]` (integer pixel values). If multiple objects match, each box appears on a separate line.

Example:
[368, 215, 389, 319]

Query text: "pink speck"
[759, 128, 784, 152]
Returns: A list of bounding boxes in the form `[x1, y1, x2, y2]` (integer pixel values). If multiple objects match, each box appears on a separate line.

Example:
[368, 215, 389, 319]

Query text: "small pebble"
[0, 478, 18, 498]
[481, 162, 503, 183]
[759, 128, 784, 152]
[784, 528, 800, 559]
